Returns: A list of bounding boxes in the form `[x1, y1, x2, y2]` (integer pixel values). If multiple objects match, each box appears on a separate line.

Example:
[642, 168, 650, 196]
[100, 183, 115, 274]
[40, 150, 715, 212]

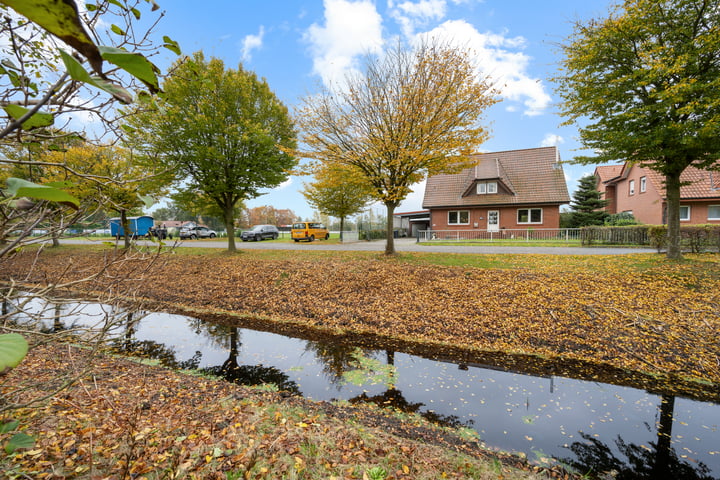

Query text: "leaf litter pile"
[2, 248, 720, 478]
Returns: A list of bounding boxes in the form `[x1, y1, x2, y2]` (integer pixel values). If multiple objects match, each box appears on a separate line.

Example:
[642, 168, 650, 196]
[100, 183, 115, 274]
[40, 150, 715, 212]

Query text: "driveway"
[64, 237, 657, 255]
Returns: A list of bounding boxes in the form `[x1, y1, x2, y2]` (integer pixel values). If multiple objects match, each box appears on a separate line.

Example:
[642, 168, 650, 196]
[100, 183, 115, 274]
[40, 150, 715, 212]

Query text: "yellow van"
[291, 222, 329, 242]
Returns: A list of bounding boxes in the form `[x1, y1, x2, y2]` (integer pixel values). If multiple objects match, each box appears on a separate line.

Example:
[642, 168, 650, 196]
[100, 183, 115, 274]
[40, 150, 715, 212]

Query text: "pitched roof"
[645, 161, 720, 199]
[599, 160, 720, 200]
[422, 146, 570, 208]
[595, 164, 624, 184]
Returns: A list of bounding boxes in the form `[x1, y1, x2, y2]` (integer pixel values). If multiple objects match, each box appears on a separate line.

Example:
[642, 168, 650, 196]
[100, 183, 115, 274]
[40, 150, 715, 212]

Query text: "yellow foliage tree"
[296, 39, 498, 255]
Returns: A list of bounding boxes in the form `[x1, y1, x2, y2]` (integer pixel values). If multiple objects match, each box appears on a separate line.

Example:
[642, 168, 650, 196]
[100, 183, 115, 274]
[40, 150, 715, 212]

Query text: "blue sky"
[148, 0, 615, 220]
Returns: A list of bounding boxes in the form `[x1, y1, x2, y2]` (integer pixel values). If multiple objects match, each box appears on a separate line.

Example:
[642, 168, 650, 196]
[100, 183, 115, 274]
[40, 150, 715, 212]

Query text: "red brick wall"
[430, 205, 562, 230]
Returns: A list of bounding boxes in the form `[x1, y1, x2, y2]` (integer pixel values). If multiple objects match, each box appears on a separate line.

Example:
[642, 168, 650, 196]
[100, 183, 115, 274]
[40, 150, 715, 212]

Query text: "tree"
[38, 144, 168, 248]
[302, 163, 373, 241]
[566, 174, 609, 227]
[554, 0, 720, 259]
[125, 52, 297, 252]
[296, 39, 498, 255]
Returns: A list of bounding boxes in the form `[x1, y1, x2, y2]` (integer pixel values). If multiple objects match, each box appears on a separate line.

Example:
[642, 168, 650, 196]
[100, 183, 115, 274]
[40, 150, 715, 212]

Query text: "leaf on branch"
[162, 36, 181, 56]
[1, 0, 104, 75]
[60, 50, 133, 103]
[0, 333, 28, 374]
[99, 46, 161, 93]
[5, 177, 80, 209]
[2, 104, 54, 129]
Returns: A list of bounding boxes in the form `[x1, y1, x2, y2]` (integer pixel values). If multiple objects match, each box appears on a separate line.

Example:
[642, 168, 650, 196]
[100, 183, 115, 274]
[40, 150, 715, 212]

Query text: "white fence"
[418, 228, 582, 243]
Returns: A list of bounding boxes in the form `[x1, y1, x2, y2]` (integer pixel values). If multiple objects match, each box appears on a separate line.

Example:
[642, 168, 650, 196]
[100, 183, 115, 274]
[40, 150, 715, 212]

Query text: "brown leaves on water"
[5, 250, 720, 384]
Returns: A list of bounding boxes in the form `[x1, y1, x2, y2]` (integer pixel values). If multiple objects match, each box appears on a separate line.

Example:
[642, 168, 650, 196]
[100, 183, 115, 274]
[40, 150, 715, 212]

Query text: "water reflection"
[9, 297, 720, 479]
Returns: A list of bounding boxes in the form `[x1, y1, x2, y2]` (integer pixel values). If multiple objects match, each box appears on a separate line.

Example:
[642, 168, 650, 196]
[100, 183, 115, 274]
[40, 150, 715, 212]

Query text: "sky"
[143, 0, 616, 220]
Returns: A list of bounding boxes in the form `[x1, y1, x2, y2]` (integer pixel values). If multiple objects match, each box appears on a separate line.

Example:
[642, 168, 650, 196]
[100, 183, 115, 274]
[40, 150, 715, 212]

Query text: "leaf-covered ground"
[4, 248, 719, 385]
[2, 247, 719, 478]
[3, 343, 559, 479]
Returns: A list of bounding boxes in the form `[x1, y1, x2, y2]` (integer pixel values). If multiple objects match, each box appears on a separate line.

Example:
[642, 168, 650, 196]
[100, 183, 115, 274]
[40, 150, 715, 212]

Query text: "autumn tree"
[38, 144, 169, 248]
[243, 206, 296, 228]
[296, 39, 498, 255]
[554, 0, 720, 259]
[302, 163, 373, 241]
[565, 175, 609, 228]
[125, 52, 297, 252]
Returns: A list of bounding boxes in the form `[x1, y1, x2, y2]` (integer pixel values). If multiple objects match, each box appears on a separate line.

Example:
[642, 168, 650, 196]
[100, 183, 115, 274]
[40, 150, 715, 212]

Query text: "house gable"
[423, 146, 570, 209]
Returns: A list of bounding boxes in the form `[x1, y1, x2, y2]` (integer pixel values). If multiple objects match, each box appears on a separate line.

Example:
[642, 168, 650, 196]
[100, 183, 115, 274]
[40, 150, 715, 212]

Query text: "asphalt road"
[61, 237, 657, 255]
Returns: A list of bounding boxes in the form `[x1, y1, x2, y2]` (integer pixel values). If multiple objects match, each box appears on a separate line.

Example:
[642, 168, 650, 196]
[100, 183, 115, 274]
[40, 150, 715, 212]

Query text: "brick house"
[422, 146, 570, 231]
[595, 161, 720, 225]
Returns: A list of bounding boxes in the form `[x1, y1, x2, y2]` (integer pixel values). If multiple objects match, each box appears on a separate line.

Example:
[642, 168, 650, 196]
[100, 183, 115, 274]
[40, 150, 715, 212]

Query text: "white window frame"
[476, 181, 498, 194]
[640, 176, 646, 193]
[487, 181, 497, 194]
[629, 179, 635, 195]
[709, 205, 720, 220]
[448, 210, 470, 225]
[517, 208, 543, 224]
[679, 205, 691, 221]
[476, 183, 486, 194]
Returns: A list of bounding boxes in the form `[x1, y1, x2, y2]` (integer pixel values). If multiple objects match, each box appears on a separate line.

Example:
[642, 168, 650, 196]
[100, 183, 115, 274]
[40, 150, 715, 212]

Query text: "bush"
[605, 212, 640, 226]
[645, 225, 720, 253]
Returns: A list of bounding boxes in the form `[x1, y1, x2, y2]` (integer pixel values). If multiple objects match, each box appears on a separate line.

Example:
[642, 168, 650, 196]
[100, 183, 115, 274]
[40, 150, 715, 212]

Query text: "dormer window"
[477, 181, 497, 194]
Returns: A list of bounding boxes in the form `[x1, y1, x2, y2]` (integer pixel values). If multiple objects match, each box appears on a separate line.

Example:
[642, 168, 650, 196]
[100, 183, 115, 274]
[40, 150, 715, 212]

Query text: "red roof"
[422, 146, 570, 208]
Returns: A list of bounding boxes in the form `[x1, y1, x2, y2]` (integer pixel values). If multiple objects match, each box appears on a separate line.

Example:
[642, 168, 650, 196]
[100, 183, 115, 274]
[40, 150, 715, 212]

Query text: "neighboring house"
[595, 161, 720, 225]
[422, 146, 570, 231]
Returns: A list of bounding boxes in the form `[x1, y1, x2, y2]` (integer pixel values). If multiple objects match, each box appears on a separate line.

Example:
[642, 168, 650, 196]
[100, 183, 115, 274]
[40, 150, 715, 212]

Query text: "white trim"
[708, 205, 720, 220]
[679, 205, 691, 221]
[517, 208, 543, 224]
[448, 210, 470, 225]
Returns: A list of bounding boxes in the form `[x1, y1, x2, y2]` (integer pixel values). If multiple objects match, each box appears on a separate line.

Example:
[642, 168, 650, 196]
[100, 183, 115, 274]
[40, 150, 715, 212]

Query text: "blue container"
[109, 215, 154, 238]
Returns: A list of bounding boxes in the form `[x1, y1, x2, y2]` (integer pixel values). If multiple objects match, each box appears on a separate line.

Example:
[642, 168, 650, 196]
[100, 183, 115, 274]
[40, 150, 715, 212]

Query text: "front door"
[487, 210, 499, 232]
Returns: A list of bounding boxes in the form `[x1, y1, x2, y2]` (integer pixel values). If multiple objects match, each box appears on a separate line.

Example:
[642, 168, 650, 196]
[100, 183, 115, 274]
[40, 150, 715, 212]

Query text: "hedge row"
[581, 224, 720, 253]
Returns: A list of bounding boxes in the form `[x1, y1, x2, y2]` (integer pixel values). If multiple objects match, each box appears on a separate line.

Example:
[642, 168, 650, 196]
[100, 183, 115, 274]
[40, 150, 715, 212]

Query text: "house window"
[629, 180, 635, 195]
[448, 210, 469, 225]
[708, 205, 720, 220]
[640, 176, 646, 193]
[476, 181, 497, 194]
[680, 206, 690, 221]
[517, 208, 542, 224]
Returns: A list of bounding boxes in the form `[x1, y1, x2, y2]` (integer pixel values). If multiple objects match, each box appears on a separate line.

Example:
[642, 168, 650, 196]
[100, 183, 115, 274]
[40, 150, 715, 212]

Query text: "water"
[10, 298, 720, 479]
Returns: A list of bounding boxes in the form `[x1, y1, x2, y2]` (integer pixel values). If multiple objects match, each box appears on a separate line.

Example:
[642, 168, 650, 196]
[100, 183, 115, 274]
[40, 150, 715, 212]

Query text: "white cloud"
[391, 0, 447, 36]
[304, 0, 384, 87]
[241, 26, 265, 62]
[416, 20, 552, 116]
[540, 133, 564, 147]
[277, 178, 293, 190]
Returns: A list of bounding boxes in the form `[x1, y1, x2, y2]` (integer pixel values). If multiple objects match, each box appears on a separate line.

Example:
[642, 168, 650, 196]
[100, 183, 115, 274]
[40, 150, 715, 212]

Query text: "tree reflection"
[198, 326, 301, 395]
[562, 394, 714, 480]
[304, 339, 373, 388]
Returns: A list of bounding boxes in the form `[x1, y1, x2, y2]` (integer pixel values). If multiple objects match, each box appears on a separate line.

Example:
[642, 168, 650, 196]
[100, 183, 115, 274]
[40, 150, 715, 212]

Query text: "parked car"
[180, 226, 217, 239]
[241, 224, 279, 241]
[291, 222, 329, 242]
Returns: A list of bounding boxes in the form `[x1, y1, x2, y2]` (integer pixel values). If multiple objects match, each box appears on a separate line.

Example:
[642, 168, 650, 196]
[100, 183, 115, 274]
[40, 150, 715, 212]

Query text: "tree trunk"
[339, 216, 345, 242]
[665, 172, 682, 260]
[120, 210, 131, 249]
[384, 202, 397, 255]
[224, 206, 237, 253]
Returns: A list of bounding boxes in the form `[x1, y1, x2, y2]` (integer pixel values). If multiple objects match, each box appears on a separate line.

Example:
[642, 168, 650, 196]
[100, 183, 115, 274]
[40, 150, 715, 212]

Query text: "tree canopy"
[125, 52, 297, 252]
[296, 39, 498, 255]
[555, 0, 720, 258]
[302, 163, 373, 241]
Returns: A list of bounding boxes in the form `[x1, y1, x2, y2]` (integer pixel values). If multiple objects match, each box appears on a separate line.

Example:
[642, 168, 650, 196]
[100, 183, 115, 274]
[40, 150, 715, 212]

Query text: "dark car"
[241, 224, 279, 241]
[179, 226, 217, 240]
